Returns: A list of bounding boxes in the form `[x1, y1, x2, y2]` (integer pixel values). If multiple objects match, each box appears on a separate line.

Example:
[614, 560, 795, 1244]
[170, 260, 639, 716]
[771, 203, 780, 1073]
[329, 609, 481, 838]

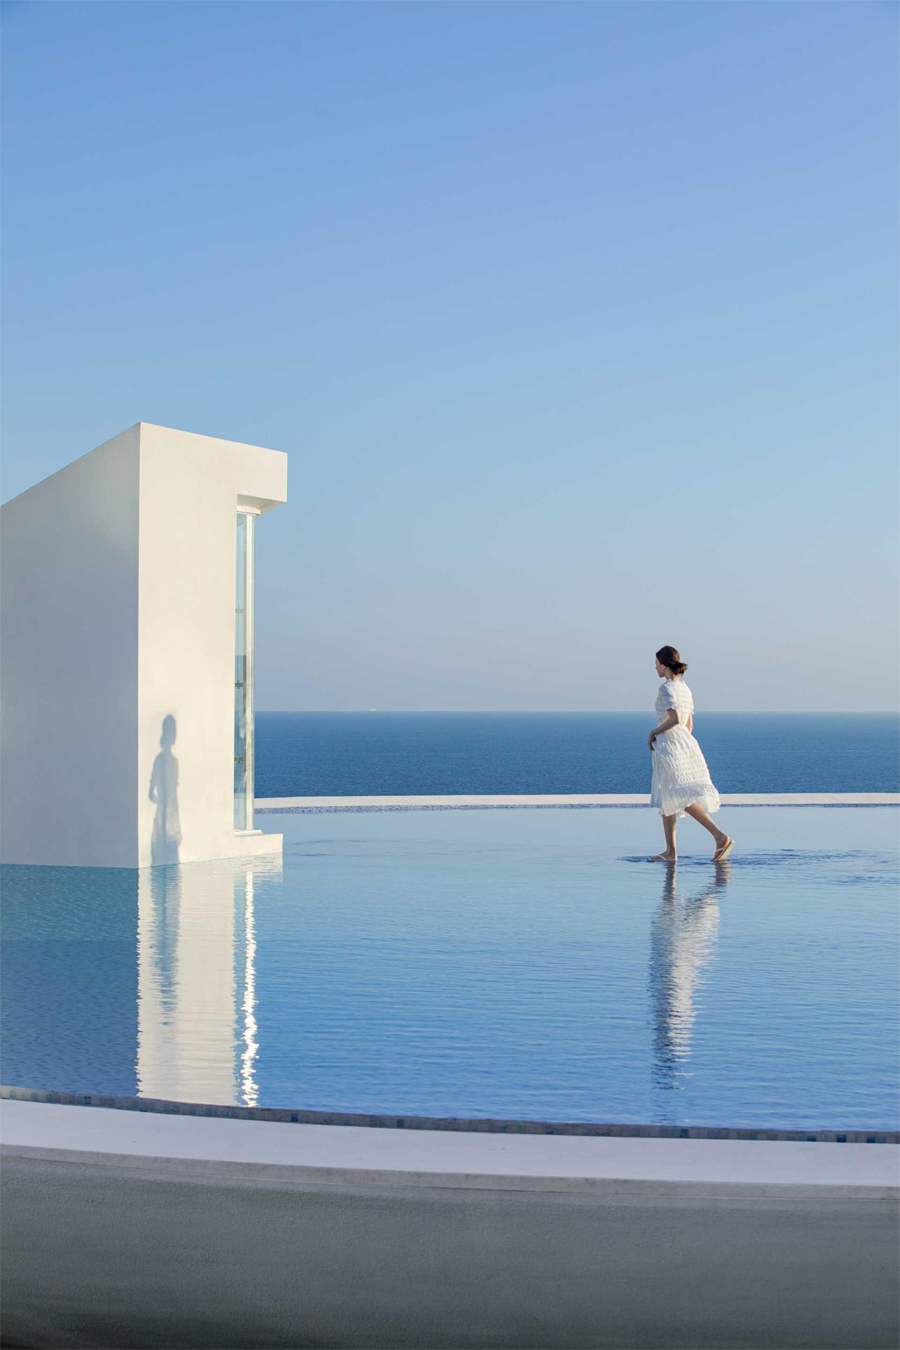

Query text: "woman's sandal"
[713, 837, 735, 862]
[650, 853, 677, 863]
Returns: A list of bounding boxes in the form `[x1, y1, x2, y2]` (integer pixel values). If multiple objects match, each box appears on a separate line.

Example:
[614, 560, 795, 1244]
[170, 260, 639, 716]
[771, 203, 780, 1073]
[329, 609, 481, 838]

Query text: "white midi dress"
[650, 679, 720, 818]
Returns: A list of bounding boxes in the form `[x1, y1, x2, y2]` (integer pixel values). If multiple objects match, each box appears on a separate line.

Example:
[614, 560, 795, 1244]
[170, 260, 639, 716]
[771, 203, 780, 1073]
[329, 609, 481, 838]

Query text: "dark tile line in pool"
[2, 1087, 896, 1145]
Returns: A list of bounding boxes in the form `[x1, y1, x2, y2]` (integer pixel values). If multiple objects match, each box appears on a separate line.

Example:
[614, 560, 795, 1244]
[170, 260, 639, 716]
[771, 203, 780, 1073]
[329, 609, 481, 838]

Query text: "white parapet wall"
[1, 423, 287, 867]
[256, 793, 900, 811]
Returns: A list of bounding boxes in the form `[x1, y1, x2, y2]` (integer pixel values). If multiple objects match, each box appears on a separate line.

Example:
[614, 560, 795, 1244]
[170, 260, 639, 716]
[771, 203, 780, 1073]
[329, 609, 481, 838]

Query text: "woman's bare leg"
[651, 814, 678, 861]
[684, 803, 730, 854]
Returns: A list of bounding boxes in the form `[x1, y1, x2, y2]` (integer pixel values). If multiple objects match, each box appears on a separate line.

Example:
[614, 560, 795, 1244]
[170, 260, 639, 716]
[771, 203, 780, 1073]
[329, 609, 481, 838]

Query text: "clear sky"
[2, 1, 897, 711]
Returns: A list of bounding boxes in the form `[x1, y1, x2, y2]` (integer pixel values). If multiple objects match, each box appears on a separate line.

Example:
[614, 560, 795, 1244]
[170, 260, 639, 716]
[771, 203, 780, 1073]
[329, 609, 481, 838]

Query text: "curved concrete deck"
[2, 1100, 898, 1348]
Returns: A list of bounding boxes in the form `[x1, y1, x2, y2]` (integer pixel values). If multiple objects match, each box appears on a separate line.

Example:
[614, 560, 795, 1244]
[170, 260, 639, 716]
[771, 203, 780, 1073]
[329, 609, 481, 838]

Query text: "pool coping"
[256, 793, 900, 811]
[2, 1099, 897, 1199]
[2, 1087, 896, 1145]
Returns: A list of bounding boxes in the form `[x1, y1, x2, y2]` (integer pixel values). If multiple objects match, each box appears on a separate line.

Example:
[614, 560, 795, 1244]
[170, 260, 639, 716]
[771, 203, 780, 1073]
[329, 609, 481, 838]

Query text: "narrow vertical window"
[234, 511, 256, 830]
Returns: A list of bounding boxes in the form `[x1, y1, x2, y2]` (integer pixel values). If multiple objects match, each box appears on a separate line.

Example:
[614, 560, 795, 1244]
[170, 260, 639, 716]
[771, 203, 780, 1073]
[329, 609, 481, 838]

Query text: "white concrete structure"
[1, 423, 286, 867]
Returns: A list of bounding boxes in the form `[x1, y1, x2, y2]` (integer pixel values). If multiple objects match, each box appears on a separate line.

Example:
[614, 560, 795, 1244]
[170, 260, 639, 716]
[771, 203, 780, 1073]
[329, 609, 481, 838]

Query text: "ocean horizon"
[255, 712, 900, 798]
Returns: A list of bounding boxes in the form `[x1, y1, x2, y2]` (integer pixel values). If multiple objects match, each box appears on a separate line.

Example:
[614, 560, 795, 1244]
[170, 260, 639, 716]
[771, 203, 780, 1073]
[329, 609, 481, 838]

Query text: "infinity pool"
[2, 807, 897, 1131]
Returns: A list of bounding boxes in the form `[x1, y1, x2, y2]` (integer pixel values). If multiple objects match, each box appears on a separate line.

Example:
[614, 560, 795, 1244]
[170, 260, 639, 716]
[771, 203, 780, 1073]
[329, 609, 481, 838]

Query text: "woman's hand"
[649, 710, 678, 748]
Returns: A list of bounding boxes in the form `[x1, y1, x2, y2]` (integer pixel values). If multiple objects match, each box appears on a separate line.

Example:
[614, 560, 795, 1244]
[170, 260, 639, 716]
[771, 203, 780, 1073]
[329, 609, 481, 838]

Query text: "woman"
[648, 646, 734, 863]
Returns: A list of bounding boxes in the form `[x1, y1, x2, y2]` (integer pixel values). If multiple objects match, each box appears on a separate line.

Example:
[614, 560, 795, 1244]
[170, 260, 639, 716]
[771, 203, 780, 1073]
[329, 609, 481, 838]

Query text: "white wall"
[0, 427, 140, 866]
[136, 424, 286, 866]
[1, 422, 287, 868]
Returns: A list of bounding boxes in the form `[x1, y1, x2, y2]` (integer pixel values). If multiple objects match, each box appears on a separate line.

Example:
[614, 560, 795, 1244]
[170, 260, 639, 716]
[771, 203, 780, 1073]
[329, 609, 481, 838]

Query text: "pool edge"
[3, 1086, 896, 1144]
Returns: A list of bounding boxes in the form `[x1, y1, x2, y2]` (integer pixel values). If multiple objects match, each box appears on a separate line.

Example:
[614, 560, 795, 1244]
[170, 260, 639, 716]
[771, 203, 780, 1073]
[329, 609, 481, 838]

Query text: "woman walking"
[649, 646, 734, 864]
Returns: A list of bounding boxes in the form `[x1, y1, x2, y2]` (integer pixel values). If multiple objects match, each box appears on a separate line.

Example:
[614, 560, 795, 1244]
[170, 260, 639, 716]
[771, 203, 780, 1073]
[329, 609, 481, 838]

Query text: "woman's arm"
[686, 713, 693, 733]
[648, 710, 678, 748]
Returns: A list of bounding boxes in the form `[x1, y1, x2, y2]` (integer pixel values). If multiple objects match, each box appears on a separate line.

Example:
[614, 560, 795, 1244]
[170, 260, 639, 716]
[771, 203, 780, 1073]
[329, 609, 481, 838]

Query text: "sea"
[255, 712, 899, 797]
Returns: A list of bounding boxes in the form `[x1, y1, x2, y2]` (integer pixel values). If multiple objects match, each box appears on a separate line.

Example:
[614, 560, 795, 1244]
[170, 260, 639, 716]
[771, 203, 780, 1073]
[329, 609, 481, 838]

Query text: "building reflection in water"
[240, 867, 260, 1105]
[136, 854, 281, 1106]
[649, 862, 730, 1113]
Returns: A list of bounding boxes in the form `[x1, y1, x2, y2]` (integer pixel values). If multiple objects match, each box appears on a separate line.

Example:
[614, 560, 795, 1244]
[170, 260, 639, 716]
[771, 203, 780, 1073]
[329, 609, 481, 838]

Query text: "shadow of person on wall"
[149, 715, 182, 865]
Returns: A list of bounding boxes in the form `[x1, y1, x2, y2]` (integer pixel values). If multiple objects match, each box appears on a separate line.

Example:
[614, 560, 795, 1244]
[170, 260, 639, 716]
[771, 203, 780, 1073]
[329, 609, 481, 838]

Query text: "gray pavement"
[2, 1156, 898, 1349]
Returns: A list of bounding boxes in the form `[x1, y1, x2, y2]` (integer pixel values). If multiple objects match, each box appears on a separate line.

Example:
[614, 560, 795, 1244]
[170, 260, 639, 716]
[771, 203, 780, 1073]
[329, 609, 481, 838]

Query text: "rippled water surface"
[2, 807, 898, 1130]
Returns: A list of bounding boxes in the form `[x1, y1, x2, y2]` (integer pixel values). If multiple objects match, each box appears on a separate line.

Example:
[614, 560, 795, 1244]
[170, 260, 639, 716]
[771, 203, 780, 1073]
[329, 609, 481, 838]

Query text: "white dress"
[650, 679, 720, 818]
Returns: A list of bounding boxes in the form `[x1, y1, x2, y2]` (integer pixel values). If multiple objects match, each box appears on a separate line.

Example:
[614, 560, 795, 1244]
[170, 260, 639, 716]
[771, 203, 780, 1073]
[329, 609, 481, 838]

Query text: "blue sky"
[2, 1, 897, 711]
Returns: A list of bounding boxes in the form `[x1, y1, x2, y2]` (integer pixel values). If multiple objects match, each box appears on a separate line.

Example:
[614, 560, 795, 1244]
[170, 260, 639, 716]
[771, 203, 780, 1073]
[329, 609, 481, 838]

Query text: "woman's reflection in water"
[649, 861, 731, 1117]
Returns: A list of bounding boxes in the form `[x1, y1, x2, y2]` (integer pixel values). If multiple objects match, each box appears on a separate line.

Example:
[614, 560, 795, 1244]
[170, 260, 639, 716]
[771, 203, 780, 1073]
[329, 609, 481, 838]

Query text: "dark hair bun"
[656, 645, 688, 676]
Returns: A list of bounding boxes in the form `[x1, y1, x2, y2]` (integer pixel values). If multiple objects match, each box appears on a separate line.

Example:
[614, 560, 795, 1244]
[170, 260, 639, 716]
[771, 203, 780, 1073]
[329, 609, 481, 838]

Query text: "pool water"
[2, 807, 898, 1131]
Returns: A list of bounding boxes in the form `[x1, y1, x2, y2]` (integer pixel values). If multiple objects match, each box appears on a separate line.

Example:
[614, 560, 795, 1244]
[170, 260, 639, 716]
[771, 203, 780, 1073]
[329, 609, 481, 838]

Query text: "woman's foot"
[713, 836, 735, 861]
[650, 852, 677, 863]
